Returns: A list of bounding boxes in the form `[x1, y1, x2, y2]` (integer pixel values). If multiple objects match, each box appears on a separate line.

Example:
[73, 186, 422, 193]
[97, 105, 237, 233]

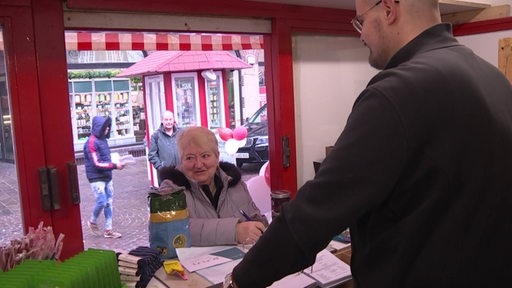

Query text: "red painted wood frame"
[1, 0, 84, 259]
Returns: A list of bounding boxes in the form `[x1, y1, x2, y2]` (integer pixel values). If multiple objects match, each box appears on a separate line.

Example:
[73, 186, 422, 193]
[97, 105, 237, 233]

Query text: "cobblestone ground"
[0, 159, 260, 252]
[0, 161, 23, 243]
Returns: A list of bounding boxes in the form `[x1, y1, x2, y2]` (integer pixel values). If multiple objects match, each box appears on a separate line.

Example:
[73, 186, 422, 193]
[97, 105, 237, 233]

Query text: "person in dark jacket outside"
[158, 126, 267, 246]
[227, 0, 512, 287]
[84, 116, 125, 238]
[148, 110, 181, 171]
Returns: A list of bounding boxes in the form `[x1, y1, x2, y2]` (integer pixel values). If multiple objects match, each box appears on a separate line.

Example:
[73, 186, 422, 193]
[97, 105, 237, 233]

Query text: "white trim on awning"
[0, 31, 264, 51]
[65, 32, 264, 51]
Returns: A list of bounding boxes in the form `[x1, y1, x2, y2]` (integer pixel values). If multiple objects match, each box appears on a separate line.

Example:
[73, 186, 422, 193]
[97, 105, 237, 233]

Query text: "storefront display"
[205, 71, 225, 130]
[69, 78, 135, 151]
[173, 74, 200, 127]
[113, 92, 131, 136]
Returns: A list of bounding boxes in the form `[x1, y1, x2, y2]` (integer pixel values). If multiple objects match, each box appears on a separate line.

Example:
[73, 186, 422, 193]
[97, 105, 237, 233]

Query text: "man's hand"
[223, 273, 239, 288]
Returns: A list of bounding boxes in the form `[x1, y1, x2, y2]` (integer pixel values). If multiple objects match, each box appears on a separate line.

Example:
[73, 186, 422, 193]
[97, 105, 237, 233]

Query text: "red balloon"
[233, 126, 248, 140]
[264, 162, 271, 187]
[218, 128, 233, 141]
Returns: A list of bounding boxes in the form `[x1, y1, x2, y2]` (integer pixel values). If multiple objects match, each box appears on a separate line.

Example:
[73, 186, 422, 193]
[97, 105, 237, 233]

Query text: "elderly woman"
[158, 126, 267, 246]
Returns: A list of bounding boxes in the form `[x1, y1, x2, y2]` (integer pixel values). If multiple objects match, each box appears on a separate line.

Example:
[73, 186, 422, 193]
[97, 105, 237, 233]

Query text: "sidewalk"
[0, 157, 260, 252]
[80, 157, 152, 251]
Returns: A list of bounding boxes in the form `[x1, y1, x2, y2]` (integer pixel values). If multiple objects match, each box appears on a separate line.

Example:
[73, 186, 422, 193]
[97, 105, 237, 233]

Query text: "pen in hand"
[239, 209, 252, 221]
[240, 209, 266, 235]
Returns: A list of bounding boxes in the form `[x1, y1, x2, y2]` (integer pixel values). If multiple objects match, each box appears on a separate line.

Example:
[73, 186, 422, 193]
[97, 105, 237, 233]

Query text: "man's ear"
[382, 0, 399, 24]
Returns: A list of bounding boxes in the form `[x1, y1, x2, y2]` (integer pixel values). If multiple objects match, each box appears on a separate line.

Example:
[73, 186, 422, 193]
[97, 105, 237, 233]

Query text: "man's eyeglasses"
[351, 0, 399, 34]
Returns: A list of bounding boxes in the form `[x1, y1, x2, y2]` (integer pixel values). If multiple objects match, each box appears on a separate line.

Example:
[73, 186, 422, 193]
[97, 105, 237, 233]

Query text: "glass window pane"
[94, 80, 112, 92]
[174, 76, 198, 127]
[74, 81, 92, 93]
[0, 25, 23, 247]
[113, 79, 129, 91]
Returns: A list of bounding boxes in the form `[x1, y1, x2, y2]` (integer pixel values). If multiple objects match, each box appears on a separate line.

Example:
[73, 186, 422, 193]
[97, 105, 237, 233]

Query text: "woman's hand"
[235, 221, 266, 244]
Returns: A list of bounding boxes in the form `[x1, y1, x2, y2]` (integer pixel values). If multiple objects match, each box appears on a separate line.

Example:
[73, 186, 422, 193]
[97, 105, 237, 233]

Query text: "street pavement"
[0, 157, 260, 253]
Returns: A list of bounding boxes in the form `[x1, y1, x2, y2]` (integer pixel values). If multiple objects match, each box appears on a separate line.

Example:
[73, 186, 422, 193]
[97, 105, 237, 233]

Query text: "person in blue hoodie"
[83, 116, 125, 238]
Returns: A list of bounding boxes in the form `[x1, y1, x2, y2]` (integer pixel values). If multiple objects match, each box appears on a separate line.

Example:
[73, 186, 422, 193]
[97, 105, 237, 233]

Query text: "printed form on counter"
[303, 249, 352, 287]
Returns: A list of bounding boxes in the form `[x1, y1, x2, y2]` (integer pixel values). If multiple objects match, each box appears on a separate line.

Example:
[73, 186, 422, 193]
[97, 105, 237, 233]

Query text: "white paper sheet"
[177, 246, 245, 272]
[176, 246, 233, 260]
[196, 259, 242, 284]
[111, 152, 136, 164]
[269, 272, 317, 288]
[303, 249, 352, 287]
[327, 240, 350, 251]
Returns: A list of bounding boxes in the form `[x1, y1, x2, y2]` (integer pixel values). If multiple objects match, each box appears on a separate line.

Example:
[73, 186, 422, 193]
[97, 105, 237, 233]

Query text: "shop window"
[205, 71, 225, 130]
[172, 73, 200, 127]
[69, 78, 135, 151]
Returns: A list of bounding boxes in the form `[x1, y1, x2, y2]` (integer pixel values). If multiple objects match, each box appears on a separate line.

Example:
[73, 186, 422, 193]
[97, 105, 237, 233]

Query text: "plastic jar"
[271, 190, 291, 219]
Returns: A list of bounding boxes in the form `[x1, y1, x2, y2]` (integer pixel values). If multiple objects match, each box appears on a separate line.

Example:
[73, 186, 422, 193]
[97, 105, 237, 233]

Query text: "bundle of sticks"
[0, 221, 64, 272]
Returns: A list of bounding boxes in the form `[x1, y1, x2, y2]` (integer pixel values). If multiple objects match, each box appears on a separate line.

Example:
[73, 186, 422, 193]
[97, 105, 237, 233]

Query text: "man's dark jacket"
[233, 23, 512, 288]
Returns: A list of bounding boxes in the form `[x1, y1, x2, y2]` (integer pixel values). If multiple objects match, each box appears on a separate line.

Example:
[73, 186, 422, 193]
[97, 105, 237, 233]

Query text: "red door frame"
[1, 1, 84, 259]
[32, 0, 84, 258]
[0, 5, 53, 235]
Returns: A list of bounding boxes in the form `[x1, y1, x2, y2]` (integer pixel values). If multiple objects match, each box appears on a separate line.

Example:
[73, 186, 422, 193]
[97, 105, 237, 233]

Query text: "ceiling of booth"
[250, 0, 356, 10]
[248, 0, 492, 14]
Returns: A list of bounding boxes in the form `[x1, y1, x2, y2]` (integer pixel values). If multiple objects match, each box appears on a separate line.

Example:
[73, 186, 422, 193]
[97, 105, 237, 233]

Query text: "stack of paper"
[303, 249, 352, 287]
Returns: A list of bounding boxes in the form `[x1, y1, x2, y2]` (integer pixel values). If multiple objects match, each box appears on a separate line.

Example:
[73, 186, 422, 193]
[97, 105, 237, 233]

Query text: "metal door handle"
[67, 161, 80, 204]
[38, 167, 52, 211]
[48, 166, 61, 210]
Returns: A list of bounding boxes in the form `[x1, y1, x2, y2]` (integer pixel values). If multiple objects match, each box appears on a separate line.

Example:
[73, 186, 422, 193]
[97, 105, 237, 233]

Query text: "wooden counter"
[147, 265, 211, 288]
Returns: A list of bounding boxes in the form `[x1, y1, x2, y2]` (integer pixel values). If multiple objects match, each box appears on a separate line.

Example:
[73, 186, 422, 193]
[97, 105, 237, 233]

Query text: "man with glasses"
[227, 0, 512, 287]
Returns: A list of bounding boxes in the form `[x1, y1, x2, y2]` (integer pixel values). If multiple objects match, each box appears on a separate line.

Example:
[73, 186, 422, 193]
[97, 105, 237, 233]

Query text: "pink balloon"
[264, 162, 271, 187]
[218, 127, 233, 141]
[233, 126, 248, 141]
[246, 176, 271, 213]
[259, 161, 268, 176]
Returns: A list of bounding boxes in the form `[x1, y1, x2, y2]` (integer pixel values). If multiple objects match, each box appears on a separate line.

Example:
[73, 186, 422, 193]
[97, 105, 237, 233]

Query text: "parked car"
[235, 104, 268, 168]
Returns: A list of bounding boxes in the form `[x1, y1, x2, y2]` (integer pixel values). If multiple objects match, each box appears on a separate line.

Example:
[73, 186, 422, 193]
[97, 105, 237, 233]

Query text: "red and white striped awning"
[64, 32, 264, 51]
[0, 32, 263, 51]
